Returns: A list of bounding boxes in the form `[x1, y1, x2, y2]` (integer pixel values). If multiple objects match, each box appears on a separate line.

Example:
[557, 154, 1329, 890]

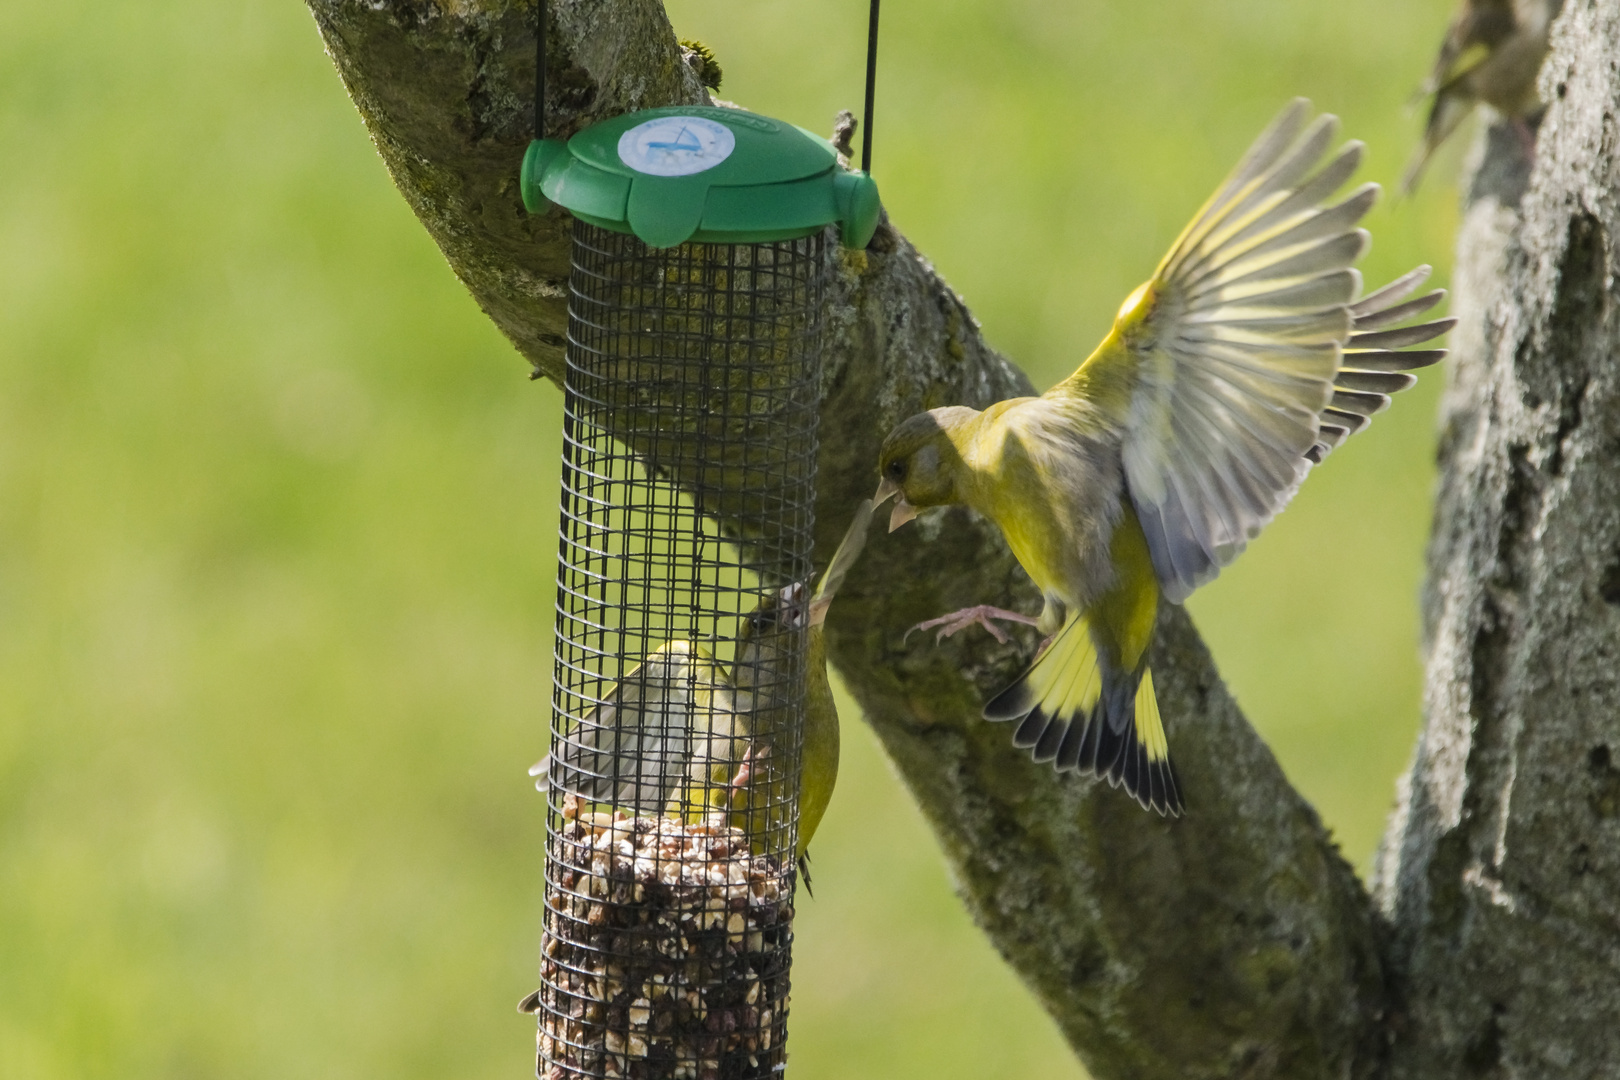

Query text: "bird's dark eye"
[886, 459, 906, 481]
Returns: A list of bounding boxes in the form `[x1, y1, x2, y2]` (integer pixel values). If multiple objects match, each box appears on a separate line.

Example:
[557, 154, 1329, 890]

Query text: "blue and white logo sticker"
[617, 116, 735, 177]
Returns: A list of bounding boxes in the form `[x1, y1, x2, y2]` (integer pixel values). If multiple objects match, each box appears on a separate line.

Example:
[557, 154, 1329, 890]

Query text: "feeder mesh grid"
[537, 222, 826, 1080]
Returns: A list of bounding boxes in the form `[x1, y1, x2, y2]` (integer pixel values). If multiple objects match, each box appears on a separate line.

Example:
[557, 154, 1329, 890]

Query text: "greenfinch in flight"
[1403, 0, 1563, 193]
[876, 100, 1454, 816]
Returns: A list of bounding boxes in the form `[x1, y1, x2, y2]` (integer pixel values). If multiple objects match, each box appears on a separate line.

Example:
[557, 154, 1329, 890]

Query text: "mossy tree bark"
[304, 1, 1617, 1076]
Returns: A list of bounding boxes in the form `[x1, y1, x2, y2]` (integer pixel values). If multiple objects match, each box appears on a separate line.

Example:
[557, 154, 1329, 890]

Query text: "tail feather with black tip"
[983, 614, 1183, 816]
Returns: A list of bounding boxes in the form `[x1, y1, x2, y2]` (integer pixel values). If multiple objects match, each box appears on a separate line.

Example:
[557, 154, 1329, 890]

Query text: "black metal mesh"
[535, 222, 826, 1080]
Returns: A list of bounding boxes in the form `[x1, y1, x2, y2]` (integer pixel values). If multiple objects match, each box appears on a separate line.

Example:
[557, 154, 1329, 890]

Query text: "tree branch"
[305, 2, 1388, 1075]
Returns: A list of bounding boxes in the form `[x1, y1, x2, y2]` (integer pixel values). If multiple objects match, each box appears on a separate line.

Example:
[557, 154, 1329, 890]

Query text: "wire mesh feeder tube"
[537, 222, 826, 1080]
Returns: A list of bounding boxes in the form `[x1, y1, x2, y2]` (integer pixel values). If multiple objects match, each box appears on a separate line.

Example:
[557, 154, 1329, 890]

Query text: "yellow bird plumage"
[876, 100, 1454, 816]
[797, 498, 873, 881]
[726, 499, 872, 886]
[1403, 0, 1563, 193]
[531, 500, 874, 883]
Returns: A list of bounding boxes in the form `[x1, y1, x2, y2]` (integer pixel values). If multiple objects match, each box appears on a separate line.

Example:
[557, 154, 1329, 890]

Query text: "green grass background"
[0, 0, 1472, 1076]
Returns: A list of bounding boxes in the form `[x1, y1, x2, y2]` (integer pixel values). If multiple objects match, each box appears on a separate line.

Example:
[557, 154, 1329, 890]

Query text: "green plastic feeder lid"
[522, 105, 881, 250]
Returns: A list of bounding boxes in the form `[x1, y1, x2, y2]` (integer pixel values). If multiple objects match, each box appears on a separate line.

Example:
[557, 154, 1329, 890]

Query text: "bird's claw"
[728, 743, 771, 794]
[904, 605, 1040, 646]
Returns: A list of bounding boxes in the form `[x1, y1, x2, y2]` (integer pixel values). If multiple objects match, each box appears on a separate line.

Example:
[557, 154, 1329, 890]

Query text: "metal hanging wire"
[536, 0, 878, 164]
[862, 0, 879, 174]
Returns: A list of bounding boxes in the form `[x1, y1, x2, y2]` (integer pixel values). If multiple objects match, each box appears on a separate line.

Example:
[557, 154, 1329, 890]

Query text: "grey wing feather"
[1124, 102, 1370, 602]
[1119, 102, 1450, 602]
[539, 641, 723, 814]
[1308, 267, 1454, 463]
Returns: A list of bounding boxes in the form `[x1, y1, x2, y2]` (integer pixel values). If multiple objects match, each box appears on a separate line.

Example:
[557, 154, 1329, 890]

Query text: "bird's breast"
[994, 499, 1072, 599]
[961, 402, 1122, 608]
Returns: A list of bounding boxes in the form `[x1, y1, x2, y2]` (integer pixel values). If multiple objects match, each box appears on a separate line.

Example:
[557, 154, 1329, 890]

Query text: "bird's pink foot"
[728, 743, 771, 799]
[906, 605, 1040, 645]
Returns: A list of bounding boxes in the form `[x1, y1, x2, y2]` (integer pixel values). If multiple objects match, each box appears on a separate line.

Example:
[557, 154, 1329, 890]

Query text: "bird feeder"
[517, 61, 880, 1080]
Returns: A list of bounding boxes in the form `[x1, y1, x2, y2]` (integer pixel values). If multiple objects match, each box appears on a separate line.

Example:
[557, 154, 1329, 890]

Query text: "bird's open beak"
[874, 477, 918, 532]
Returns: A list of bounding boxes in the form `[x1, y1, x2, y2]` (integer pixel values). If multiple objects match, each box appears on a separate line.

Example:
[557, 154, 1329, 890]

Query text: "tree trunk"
[1371, 4, 1620, 1076]
[303, 1, 1618, 1076]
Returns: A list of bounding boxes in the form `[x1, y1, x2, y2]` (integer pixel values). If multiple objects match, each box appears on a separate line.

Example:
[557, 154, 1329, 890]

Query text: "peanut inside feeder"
[537, 802, 792, 1080]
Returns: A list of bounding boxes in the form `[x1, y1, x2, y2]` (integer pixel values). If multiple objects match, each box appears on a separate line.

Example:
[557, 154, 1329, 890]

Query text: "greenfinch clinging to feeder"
[876, 100, 1454, 816]
[1403, 0, 1563, 193]
[532, 638, 743, 815]
[532, 500, 875, 878]
[796, 498, 874, 880]
[678, 499, 874, 884]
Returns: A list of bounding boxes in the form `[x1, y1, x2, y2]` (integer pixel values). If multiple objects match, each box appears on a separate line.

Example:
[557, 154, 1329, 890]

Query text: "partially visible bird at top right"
[1403, 0, 1565, 194]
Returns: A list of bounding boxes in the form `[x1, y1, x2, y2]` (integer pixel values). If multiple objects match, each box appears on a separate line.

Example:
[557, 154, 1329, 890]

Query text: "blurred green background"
[0, 0, 1470, 1076]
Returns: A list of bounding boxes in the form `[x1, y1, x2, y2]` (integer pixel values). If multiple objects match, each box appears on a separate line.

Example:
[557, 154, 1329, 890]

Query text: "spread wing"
[1309, 266, 1454, 463]
[534, 640, 732, 814]
[1101, 100, 1450, 603]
